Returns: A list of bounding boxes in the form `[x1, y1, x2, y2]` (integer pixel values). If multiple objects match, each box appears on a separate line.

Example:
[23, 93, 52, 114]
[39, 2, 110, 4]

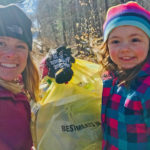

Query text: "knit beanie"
[0, 4, 32, 50]
[103, 1, 150, 41]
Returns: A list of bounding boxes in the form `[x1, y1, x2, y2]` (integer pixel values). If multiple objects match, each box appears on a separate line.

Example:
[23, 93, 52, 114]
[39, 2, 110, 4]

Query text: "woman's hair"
[0, 4, 40, 101]
[99, 40, 150, 86]
[22, 52, 40, 102]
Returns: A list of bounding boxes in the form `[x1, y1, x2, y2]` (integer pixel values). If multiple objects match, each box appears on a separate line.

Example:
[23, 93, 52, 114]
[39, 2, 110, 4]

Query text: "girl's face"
[0, 37, 28, 81]
[108, 26, 149, 70]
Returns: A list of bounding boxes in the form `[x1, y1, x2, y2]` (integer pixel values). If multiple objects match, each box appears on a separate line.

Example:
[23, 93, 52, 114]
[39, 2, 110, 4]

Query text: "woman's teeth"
[1, 63, 17, 68]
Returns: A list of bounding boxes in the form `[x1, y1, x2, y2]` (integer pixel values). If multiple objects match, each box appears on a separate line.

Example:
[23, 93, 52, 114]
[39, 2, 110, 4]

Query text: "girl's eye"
[131, 38, 140, 42]
[109, 40, 120, 44]
[113, 40, 120, 44]
[0, 41, 6, 47]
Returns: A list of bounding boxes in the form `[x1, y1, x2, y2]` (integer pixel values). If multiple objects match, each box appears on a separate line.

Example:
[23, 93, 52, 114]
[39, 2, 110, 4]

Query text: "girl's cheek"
[109, 49, 117, 57]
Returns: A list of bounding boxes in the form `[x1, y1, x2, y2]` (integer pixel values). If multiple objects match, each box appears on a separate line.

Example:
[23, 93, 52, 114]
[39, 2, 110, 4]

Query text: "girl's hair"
[22, 52, 40, 102]
[100, 1, 150, 86]
[99, 41, 150, 86]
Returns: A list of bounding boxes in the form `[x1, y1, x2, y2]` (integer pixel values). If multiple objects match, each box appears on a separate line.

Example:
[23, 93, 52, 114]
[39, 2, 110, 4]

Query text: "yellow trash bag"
[31, 59, 103, 150]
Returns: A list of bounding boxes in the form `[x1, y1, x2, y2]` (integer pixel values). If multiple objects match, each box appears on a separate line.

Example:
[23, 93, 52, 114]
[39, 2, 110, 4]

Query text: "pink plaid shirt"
[101, 59, 150, 150]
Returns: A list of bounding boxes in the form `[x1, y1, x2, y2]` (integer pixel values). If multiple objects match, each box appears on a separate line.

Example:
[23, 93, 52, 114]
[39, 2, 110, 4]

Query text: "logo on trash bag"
[61, 121, 101, 132]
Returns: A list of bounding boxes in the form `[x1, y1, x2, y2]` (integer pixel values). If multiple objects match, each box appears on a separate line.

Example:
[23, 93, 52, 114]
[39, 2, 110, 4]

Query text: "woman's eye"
[131, 38, 140, 42]
[0, 41, 6, 47]
[16, 45, 26, 49]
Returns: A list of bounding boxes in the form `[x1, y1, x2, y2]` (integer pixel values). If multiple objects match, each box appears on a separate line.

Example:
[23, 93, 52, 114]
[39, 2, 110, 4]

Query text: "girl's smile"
[108, 25, 149, 69]
[119, 56, 135, 61]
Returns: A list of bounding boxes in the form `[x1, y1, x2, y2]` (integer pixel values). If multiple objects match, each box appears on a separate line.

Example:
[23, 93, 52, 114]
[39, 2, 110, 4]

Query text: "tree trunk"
[104, 0, 108, 12]
[120, 0, 125, 3]
[69, 1, 78, 38]
[91, 0, 102, 37]
[60, 0, 67, 45]
[121, 0, 136, 2]
[73, 0, 83, 51]
[45, 4, 60, 47]
[51, 22, 59, 46]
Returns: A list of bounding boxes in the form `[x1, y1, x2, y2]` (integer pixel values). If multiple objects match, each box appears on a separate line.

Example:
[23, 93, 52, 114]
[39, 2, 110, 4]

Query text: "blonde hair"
[99, 41, 150, 86]
[22, 52, 40, 102]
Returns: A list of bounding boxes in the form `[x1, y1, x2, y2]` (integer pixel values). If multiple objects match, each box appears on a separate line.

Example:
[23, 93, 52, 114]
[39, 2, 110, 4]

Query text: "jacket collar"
[137, 58, 150, 78]
[0, 86, 28, 102]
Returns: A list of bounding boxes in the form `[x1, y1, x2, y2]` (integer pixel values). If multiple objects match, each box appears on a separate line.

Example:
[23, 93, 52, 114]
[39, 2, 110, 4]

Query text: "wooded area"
[33, 0, 150, 58]
[0, 0, 150, 60]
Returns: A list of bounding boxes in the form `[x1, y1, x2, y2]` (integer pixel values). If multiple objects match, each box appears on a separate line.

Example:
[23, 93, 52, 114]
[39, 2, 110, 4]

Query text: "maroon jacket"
[0, 86, 33, 150]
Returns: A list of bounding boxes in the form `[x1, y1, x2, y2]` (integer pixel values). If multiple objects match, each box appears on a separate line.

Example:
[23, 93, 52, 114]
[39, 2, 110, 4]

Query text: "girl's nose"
[120, 43, 130, 52]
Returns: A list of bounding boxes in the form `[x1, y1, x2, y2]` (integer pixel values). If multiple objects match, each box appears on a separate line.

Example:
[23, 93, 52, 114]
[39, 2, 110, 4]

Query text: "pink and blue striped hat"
[103, 1, 150, 41]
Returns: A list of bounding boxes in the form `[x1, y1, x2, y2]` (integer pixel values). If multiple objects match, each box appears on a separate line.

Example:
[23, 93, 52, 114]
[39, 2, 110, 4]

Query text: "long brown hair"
[22, 52, 40, 102]
[98, 41, 150, 86]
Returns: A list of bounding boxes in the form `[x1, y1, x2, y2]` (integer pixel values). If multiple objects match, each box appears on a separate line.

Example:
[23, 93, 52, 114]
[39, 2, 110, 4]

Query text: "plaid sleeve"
[141, 78, 150, 127]
[142, 94, 150, 127]
[101, 78, 113, 131]
[141, 83, 150, 145]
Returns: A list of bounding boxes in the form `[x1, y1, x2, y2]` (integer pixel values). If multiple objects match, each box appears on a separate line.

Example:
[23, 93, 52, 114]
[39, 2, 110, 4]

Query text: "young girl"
[0, 4, 39, 150]
[100, 2, 150, 150]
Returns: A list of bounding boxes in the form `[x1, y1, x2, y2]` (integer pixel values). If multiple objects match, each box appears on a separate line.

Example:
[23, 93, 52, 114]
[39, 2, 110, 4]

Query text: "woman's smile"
[0, 63, 18, 68]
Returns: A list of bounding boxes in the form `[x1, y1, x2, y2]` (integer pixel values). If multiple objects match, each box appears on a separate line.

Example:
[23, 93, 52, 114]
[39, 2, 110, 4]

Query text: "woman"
[0, 4, 39, 150]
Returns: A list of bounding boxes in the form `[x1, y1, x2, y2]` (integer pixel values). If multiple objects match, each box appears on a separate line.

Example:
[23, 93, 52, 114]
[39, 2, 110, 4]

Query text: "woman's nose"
[4, 49, 17, 59]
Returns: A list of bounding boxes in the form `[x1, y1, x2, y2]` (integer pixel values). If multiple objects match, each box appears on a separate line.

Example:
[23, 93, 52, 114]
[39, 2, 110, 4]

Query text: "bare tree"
[60, 0, 67, 45]
[104, 0, 108, 11]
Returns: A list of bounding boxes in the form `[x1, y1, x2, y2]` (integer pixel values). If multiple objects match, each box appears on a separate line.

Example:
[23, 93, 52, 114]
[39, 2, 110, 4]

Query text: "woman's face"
[107, 26, 149, 70]
[0, 36, 28, 81]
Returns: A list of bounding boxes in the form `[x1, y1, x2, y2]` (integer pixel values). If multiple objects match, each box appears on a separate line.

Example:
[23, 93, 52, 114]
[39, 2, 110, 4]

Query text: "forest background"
[1, 0, 150, 63]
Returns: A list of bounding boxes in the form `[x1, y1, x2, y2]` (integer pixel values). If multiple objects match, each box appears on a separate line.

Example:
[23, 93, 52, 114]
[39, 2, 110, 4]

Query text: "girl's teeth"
[122, 57, 132, 60]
